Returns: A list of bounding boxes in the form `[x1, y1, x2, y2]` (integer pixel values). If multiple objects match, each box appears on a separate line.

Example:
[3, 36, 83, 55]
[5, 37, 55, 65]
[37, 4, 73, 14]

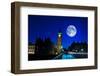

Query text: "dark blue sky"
[28, 15, 88, 48]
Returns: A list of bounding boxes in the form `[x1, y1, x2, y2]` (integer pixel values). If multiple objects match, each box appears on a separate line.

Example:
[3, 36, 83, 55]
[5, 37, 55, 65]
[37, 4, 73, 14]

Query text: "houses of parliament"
[28, 31, 62, 55]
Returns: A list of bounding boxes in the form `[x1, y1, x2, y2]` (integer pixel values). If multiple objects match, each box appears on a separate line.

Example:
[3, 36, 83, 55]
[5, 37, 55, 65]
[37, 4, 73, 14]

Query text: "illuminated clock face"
[58, 33, 62, 37]
[58, 34, 61, 37]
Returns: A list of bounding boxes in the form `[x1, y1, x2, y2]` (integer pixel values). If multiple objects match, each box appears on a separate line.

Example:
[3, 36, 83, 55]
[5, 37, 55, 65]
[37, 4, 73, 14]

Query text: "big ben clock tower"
[57, 31, 62, 54]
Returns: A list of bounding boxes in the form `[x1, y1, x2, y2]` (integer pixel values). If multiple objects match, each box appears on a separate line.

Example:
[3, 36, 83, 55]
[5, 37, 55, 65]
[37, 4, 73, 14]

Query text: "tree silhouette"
[35, 38, 44, 55]
[35, 37, 54, 56]
[44, 38, 54, 55]
[67, 42, 88, 52]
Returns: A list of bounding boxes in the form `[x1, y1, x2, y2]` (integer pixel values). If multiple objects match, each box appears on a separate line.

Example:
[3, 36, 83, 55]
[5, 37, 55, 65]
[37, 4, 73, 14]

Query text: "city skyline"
[28, 15, 88, 48]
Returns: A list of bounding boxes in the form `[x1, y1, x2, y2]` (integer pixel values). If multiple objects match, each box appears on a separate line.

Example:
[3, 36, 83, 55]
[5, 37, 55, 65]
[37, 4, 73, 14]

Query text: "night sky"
[28, 15, 88, 48]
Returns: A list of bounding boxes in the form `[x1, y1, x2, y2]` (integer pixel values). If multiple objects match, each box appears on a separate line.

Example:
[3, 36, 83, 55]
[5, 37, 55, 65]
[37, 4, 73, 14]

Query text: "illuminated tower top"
[58, 32, 62, 37]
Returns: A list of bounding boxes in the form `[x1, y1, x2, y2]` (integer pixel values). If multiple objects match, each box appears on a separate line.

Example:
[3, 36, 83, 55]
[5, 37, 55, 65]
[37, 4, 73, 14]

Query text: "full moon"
[66, 25, 77, 37]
